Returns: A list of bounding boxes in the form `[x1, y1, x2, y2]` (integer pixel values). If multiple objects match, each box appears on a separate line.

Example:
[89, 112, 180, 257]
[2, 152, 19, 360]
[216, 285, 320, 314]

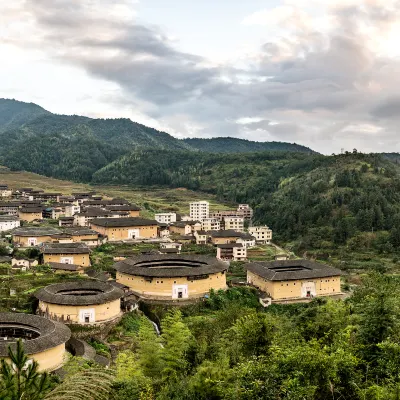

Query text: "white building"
[0, 185, 12, 198]
[65, 204, 80, 217]
[0, 216, 20, 232]
[189, 201, 209, 222]
[224, 216, 245, 232]
[155, 213, 177, 224]
[248, 226, 272, 244]
[217, 243, 247, 262]
[201, 218, 220, 231]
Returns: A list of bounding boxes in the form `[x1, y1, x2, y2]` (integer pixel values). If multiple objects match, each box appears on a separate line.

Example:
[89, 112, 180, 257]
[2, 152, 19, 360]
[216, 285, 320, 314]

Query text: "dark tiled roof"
[209, 230, 243, 238]
[106, 205, 141, 211]
[19, 207, 43, 213]
[12, 227, 62, 237]
[47, 262, 83, 271]
[0, 313, 71, 356]
[63, 227, 99, 236]
[35, 281, 124, 306]
[42, 243, 91, 254]
[114, 254, 227, 278]
[0, 215, 19, 221]
[246, 260, 343, 281]
[91, 217, 158, 227]
[217, 243, 243, 248]
[59, 217, 74, 221]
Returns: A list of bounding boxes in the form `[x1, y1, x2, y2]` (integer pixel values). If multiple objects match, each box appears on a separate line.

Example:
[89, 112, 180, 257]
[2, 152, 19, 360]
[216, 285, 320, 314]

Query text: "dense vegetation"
[0, 98, 314, 182]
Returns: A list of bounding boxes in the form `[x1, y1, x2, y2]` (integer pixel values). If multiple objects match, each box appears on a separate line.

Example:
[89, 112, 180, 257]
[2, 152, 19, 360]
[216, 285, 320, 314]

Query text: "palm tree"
[0, 339, 51, 400]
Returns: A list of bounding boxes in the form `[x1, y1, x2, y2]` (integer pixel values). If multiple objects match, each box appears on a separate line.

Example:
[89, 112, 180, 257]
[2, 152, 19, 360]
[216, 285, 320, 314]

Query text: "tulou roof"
[209, 230, 244, 238]
[246, 259, 343, 282]
[12, 226, 62, 237]
[47, 262, 83, 271]
[41, 242, 91, 254]
[0, 313, 71, 356]
[91, 217, 158, 227]
[35, 280, 124, 306]
[114, 254, 227, 278]
[19, 207, 43, 213]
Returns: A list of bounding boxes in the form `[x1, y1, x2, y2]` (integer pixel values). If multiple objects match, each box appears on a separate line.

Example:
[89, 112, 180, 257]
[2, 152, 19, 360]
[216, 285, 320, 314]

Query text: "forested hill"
[183, 137, 315, 153]
[0, 99, 50, 133]
[0, 98, 316, 182]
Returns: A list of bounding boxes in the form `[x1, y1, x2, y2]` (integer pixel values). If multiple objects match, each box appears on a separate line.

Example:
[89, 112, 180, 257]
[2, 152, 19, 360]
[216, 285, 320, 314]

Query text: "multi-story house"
[189, 201, 209, 222]
[201, 218, 220, 231]
[237, 204, 253, 220]
[155, 213, 177, 224]
[223, 216, 244, 232]
[0, 185, 12, 198]
[0, 216, 20, 232]
[216, 243, 247, 261]
[248, 226, 273, 244]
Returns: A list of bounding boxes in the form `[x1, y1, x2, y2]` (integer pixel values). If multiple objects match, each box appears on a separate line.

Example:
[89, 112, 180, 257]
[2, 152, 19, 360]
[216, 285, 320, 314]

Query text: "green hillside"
[0, 98, 50, 133]
[183, 137, 315, 153]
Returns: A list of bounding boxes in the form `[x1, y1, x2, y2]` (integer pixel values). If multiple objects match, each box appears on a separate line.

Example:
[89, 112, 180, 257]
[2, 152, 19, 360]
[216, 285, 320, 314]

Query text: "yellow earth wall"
[1, 343, 66, 372]
[13, 235, 53, 247]
[38, 299, 121, 323]
[247, 271, 341, 300]
[211, 237, 238, 245]
[43, 253, 91, 267]
[129, 211, 140, 217]
[91, 224, 158, 241]
[18, 212, 42, 222]
[116, 271, 227, 299]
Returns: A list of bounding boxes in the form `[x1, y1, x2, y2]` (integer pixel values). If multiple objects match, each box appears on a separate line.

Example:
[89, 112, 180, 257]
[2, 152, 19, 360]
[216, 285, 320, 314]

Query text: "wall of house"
[18, 212, 42, 222]
[169, 225, 190, 235]
[247, 271, 341, 299]
[116, 271, 227, 299]
[13, 235, 53, 247]
[129, 210, 140, 217]
[91, 225, 158, 241]
[38, 299, 121, 323]
[0, 220, 20, 232]
[1, 343, 67, 372]
[43, 253, 91, 267]
[211, 237, 238, 245]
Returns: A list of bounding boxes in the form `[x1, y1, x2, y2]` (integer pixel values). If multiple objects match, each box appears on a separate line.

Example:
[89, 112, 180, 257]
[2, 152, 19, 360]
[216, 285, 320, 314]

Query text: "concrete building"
[223, 216, 245, 232]
[114, 254, 227, 301]
[209, 230, 244, 245]
[11, 257, 39, 270]
[42, 243, 91, 267]
[246, 260, 343, 302]
[0, 185, 12, 198]
[155, 213, 177, 224]
[194, 230, 208, 245]
[248, 226, 273, 244]
[236, 233, 256, 248]
[64, 204, 80, 217]
[90, 217, 158, 241]
[0, 202, 20, 216]
[201, 218, 220, 231]
[0, 313, 71, 371]
[217, 243, 247, 261]
[36, 281, 124, 325]
[237, 204, 254, 220]
[0, 215, 20, 232]
[189, 201, 209, 222]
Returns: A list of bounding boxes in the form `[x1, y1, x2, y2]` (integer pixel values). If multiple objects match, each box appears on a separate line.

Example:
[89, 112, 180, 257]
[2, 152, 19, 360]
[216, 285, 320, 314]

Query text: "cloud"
[2, 0, 400, 153]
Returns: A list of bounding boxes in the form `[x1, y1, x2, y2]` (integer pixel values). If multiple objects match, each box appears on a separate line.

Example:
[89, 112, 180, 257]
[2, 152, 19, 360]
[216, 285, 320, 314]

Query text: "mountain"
[182, 137, 315, 154]
[0, 98, 316, 181]
[0, 99, 51, 133]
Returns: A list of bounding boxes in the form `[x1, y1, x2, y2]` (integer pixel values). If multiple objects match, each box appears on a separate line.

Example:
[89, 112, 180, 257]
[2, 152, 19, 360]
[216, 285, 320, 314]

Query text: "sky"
[1, 0, 400, 154]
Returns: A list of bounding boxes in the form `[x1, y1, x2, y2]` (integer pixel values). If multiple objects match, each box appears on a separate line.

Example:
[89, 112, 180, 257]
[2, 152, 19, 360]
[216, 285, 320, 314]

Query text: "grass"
[0, 167, 232, 215]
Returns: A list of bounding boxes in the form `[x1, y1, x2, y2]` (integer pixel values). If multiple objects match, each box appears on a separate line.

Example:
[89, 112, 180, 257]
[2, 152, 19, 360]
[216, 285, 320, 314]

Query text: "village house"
[155, 212, 177, 224]
[74, 208, 129, 227]
[41, 242, 92, 267]
[174, 235, 194, 244]
[42, 206, 65, 220]
[12, 226, 62, 248]
[248, 226, 273, 244]
[209, 230, 244, 245]
[59, 217, 74, 227]
[114, 254, 227, 301]
[237, 204, 254, 219]
[169, 222, 192, 236]
[159, 242, 182, 254]
[189, 201, 209, 221]
[201, 218, 221, 231]
[90, 217, 159, 241]
[64, 204, 80, 217]
[0, 202, 20, 216]
[158, 223, 170, 238]
[236, 233, 256, 248]
[0, 215, 20, 232]
[216, 243, 247, 261]
[18, 207, 43, 222]
[11, 257, 39, 270]
[0, 313, 71, 371]
[246, 259, 343, 302]
[32, 192, 62, 202]
[0, 185, 12, 198]
[194, 230, 208, 245]
[105, 204, 141, 217]
[36, 281, 124, 325]
[62, 227, 105, 247]
[46, 262, 85, 274]
[223, 216, 245, 232]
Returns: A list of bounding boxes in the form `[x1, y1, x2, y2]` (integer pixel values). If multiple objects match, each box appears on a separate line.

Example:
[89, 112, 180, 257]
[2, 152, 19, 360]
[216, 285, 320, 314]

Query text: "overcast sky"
[1, 0, 400, 154]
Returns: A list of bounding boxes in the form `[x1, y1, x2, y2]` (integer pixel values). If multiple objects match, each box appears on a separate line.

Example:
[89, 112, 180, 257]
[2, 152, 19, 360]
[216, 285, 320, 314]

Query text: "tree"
[0, 340, 51, 400]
